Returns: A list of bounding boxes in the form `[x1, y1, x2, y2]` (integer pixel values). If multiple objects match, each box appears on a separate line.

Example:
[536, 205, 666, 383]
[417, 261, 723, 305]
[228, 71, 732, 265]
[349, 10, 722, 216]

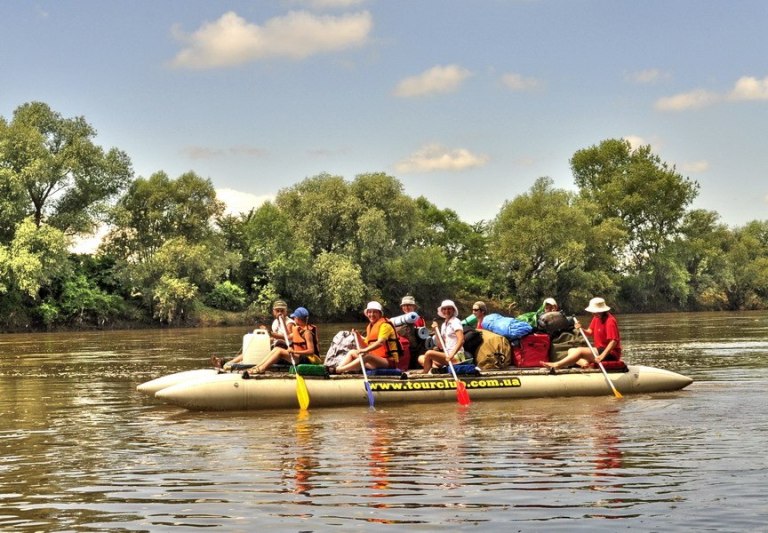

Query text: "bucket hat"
[437, 299, 459, 318]
[585, 297, 611, 313]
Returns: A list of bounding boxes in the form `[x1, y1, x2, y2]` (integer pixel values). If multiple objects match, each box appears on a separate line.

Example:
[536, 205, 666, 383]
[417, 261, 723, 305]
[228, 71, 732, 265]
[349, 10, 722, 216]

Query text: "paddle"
[281, 315, 310, 410]
[434, 324, 471, 406]
[354, 333, 376, 410]
[579, 327, 623, 399]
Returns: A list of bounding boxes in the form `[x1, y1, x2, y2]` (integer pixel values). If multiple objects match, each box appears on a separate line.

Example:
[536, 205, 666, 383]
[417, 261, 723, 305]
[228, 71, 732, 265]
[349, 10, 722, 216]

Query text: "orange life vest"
[290, 323, 320, 356]
[366, 318, 400, 363]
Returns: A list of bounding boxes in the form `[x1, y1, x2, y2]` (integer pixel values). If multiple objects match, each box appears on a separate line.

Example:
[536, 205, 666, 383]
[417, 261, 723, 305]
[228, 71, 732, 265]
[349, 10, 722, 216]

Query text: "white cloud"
[728, 76, 768, 101]
[217, 188, 273, 216]
[393, 65, 472, 97]
[681, 160, 710, 173]
[623, 135, 647, 150]
[654, 89, 721, 111]
[501, 73, 543, 91]
[394, 143, 488, 173]
[625, 68, 670, 84]
[171, 10, 372, 68]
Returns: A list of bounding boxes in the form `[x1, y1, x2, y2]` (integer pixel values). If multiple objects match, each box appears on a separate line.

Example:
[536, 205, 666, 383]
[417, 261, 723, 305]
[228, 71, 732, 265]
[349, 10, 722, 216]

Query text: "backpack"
[474, 330, 512, 370]
[537, 311, 575, 336]
[482, 313, 534, 340]
[324, 330, 357, 367]
[462, 326, 484, 357]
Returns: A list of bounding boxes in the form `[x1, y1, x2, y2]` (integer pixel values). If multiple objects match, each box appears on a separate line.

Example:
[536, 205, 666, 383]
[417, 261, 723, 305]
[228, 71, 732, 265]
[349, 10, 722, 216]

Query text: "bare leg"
[253, 347, 290, 373]
[543, 347, 594, 369]
[335, 350, 362, 374]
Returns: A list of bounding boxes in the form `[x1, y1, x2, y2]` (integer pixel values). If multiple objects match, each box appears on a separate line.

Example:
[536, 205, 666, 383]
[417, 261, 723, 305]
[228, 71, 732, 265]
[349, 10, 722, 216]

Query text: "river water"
[1, 312, 767, 532]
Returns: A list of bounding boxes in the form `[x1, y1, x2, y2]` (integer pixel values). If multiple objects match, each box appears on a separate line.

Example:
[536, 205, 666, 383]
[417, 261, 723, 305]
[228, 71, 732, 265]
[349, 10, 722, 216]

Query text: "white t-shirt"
[441, 317, 464, 357]
[271, 317, 295, 339]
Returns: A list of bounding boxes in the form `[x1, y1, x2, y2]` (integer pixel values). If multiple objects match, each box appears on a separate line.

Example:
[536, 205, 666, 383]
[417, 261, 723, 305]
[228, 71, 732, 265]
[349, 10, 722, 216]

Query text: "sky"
[2, 0, 767, 246]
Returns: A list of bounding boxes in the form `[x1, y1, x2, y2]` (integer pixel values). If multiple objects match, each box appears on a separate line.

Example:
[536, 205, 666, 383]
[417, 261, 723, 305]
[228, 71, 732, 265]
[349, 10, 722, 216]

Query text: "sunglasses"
[472, 308, 480, 311]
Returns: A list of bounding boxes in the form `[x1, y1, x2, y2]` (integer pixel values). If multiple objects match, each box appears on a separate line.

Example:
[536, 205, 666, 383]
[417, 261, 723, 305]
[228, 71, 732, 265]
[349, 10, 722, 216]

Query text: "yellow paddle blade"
[295, 374, 310, 410]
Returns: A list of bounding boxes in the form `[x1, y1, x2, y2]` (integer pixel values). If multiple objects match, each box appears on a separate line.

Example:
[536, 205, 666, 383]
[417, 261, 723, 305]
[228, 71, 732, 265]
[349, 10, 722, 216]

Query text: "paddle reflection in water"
[277, 410, 318, 497]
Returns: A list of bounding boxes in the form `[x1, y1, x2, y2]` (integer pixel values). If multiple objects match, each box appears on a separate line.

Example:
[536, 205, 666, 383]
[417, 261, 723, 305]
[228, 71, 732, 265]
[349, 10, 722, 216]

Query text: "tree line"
[2, 101, 767, 331]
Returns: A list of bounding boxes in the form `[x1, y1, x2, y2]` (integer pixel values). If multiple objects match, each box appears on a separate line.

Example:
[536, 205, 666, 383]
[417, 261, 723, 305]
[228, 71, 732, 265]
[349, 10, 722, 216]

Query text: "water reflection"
[1, 314, 767, 530]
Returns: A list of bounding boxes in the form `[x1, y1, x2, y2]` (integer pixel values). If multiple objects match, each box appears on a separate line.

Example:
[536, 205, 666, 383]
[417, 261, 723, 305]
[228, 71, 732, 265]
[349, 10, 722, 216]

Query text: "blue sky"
[2, 0, 767, 236]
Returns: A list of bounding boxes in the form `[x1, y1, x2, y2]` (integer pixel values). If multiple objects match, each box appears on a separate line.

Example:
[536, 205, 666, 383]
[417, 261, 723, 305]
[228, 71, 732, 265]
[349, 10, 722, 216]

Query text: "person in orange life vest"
[418, 299, 466, 373]
[543, 297, 621, 370]
[249, 307, 318, 373]
[334, 301, 399, 374]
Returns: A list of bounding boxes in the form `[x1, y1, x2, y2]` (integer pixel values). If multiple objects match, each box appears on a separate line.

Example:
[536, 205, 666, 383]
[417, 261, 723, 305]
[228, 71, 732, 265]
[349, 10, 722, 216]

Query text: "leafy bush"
[153, 275, 198, 324]
[60, 274, 124, 325]
[204, 281, 247, 312]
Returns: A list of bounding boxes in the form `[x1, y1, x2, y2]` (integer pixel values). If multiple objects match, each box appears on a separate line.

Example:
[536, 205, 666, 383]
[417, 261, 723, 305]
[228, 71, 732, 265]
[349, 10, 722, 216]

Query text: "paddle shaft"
[354, 333, 376, 409]
[579, 326, 623, 399]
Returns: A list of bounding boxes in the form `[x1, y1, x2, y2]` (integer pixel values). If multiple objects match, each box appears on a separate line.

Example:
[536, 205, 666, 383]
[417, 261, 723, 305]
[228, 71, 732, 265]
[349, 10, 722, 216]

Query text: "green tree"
[488, 177, 624, 312]
[722, 221, 768, 309]
[102, 171, 237, 319]
[672, 209, 733, 309]
[0, 164, 26, 243]
[412, 197, 488, 302]
[0, 102, 132, 234]
[571, 139, 699, 272]
[0, 218, 70, 298]
[104, 171, 225, 262]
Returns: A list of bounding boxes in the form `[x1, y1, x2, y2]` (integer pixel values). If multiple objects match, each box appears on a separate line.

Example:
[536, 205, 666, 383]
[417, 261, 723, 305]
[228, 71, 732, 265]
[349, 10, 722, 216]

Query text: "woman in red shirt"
[543, 297, 621, 370]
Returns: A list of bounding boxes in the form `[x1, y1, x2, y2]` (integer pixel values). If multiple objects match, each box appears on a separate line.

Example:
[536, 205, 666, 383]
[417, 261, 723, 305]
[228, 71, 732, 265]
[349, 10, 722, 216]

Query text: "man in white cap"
[543, 297, 622, 370]
[396, 295, 426, 366]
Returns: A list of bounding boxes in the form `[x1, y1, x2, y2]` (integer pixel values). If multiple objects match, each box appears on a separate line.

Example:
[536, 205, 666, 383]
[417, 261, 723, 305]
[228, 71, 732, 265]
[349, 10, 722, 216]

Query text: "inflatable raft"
[139, 364, 693, 411]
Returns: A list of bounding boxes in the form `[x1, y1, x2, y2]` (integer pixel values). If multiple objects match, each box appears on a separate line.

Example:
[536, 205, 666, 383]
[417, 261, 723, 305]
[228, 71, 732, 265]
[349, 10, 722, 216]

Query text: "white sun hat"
[585, 297, 611, 313]
[437, 299, 459, 318]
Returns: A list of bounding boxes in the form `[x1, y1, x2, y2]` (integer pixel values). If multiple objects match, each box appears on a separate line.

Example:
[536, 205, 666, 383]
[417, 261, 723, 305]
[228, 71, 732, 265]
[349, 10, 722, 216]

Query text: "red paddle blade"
[456, 380, 471, 406]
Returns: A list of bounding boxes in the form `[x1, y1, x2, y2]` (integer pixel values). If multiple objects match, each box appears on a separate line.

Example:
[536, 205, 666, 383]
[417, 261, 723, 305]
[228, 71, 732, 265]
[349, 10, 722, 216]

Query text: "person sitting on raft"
[396, 295, 426, 366]
[462, 300, 487, 329]
[212, 299, 295, 370]
[334, 301, 400, 374]
[543, 297, 621, 370]
[418, 299, 465, 373]
[264, 299, 294, 348]
[247, 307, 320, 374]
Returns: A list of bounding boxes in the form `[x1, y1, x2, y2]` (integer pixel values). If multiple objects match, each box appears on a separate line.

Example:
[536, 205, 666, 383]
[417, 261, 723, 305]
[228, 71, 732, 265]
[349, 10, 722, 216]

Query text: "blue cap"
[290, 307, 309, 319]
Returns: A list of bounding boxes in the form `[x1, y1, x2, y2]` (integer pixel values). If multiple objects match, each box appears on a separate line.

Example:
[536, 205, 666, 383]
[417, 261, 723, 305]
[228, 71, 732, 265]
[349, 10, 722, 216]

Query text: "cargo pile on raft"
[138, 297, 693, 411]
